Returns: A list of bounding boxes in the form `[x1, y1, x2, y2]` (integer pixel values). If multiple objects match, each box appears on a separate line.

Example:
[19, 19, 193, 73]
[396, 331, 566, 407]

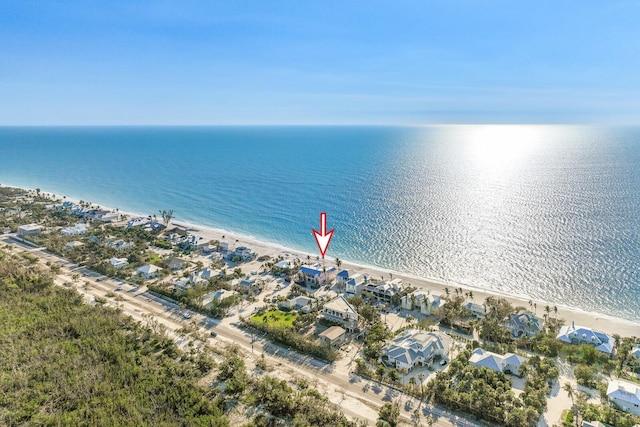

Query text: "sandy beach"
[38, 189, 640, 338]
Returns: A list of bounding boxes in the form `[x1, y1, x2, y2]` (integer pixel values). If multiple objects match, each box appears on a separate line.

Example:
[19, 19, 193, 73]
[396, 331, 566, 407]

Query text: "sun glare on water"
[464, 125, 546, 172]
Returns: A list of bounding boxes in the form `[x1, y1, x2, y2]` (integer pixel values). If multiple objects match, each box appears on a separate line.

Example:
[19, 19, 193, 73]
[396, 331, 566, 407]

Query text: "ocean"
[1, 125, 640, 322]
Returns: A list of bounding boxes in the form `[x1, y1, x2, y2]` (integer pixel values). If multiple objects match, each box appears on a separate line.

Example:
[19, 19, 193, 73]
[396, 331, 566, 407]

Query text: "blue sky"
[1, 1, 639, 125]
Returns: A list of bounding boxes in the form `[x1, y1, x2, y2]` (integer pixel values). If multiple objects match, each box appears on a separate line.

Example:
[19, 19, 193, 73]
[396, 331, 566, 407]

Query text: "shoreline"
[7, 183, 640, 337]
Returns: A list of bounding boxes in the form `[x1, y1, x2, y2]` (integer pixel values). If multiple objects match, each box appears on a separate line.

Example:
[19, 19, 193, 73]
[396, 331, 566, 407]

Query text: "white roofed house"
[322, 295, 359, 331]
[364, 278, 404, 303]
[382, 329, 451, 371]
[556, 322, 614, 356]
[109, 257, 129, 269]
[280, 295, 313, 313]
[607, 379, 640, 416]
[136, 264, 160, 280]
[468, 348, 529, 377]
[232, 246, 253, 261]
[401, 290, 443, 316]
[17, 223, 42, 237]
[61, 223, 88, 236]
[631, 344, 640, 362]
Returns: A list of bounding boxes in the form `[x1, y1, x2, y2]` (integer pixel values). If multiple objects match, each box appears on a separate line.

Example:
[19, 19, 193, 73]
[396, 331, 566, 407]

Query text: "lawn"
[251, 309, 298, 328]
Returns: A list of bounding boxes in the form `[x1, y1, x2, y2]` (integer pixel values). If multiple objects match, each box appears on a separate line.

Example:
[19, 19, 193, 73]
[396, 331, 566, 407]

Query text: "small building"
[61, 223, 88, 236]
[105, 239, 134, 251]
[319, 326, 346, 347]
[468, 348, 529, 377]
[322, 295, 359, 331]
[218, 241, 230, 252]
[136, 264, 160, 280]
[173, 278, 192, 291]
[631, 344, 640, 361]
[127, 217, 150, 228]
[556, 322, 614, 355]
[506, 311, 544, 338]
[17, 223, 42, 237]
[64, 241, 84, 251]
[382, 329, 451, 371]
[401, 290, 443, 316]
[202, 289, 238, 308]
[280, 295, 313, 313]
[464, 302, 486, 319]
[109, 257, 129, 269]
[233, 246, 253, 261]
[607, 379, 640, 416]
[165, 256, 187, 271]
[581, 421, 608, 427]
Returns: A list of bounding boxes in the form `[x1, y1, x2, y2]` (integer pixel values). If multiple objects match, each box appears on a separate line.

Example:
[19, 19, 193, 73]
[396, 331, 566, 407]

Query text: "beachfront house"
[173, 278, 191, 292]
[17, 223, 42, 237]
[322, 295, 359, 331]
[401, 290, 443, 316]
[299, 264, 337, 288]
[232, 246, 253, 261]
[381, 329, 451, 371]
[336, 269, 369, 295]
[127, 217, 150, 228]
[556, 322, 614, 355]
[61, 223, 88, 236]
[136, 264, 160, 280]
[109, 257, 129, 269]
[319, 326, 347, 347]
[218, 241, 230, 253]
[631, 344, 640, 361]
[90, 210, 118, 222]
[506, 311, 544, 338]
[607, 379, 640, 416]
[468, 348, 529, 377]
[464, 302, 486, 319]
[364, 278, 405, 303]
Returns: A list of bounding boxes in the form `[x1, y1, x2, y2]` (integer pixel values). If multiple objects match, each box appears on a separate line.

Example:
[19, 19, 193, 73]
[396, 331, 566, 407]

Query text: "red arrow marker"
[312, 212, 334, 258]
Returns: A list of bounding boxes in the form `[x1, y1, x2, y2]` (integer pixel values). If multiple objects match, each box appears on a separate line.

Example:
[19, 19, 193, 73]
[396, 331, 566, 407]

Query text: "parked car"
[440, 359, 448, 366]
[210, 331, 217, 337]
[183, 312, 192, 319]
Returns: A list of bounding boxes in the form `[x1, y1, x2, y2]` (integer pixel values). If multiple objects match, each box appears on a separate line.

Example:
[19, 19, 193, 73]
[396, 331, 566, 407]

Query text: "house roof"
[509, 312, 543, 332]
[300, 265, 322, 276]
[324, 296, 358, 316]
[337, 269, 350, 279]
[319, 326, 346, 341]
[166, 257, 186, 268]
[18, 223, 42, 231]
[469, 348, 529, 373]
[137, 264, 160, 274]
[631, 345, 640, 359]
[556, 322, 614, 354]
[382, 330, 450, 367]
[607, 380, 640, 406]
[275, 260, 291, 269]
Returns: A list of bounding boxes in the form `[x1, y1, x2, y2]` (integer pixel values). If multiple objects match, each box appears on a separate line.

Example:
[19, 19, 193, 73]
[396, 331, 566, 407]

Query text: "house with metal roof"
[506, 311, 544, 338]
[382, 329, 450, 371]
[468, 348, 529, 376]
[607, 379, 640, 416]
[299, 263, 337, 288]
[136, 264, 160, 280]
[401, 290, 443, 316]
[556, 322, 614, 355]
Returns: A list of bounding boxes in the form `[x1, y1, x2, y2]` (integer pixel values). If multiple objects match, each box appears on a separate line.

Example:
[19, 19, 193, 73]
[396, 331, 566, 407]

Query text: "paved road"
[3, 236, 486, 427]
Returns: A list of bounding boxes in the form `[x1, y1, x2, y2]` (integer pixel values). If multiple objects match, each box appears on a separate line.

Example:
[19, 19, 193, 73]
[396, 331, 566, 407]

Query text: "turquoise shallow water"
[1, 125, 640, 322]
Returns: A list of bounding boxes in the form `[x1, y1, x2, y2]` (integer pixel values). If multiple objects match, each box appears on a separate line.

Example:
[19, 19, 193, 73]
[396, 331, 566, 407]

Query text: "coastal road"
[3, 236, 484, 427]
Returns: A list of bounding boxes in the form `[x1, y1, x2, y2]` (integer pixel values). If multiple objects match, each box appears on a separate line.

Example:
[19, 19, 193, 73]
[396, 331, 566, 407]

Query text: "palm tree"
[418, 372, 425, 397]
[444, 287, 450, 298]
[563, 382, 575, 406]
[553, 305, 558, 320]
[335, 257, 342, 268]
[408, 376, 417, 392]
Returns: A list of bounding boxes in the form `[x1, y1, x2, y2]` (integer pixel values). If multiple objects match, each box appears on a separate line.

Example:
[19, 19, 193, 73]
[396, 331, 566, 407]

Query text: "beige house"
[319, 326, 346, 347]
[17, 223, 42, 237]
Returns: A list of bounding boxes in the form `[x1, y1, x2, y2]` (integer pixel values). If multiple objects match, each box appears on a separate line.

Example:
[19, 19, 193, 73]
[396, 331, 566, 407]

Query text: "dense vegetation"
[0, 250, 227, 426]
[427, 348, 558, 426]
[0, 248, 353, 426]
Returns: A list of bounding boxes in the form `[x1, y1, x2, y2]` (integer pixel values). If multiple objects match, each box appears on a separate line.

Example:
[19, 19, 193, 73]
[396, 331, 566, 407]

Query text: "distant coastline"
[5, 182, 640, 337]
